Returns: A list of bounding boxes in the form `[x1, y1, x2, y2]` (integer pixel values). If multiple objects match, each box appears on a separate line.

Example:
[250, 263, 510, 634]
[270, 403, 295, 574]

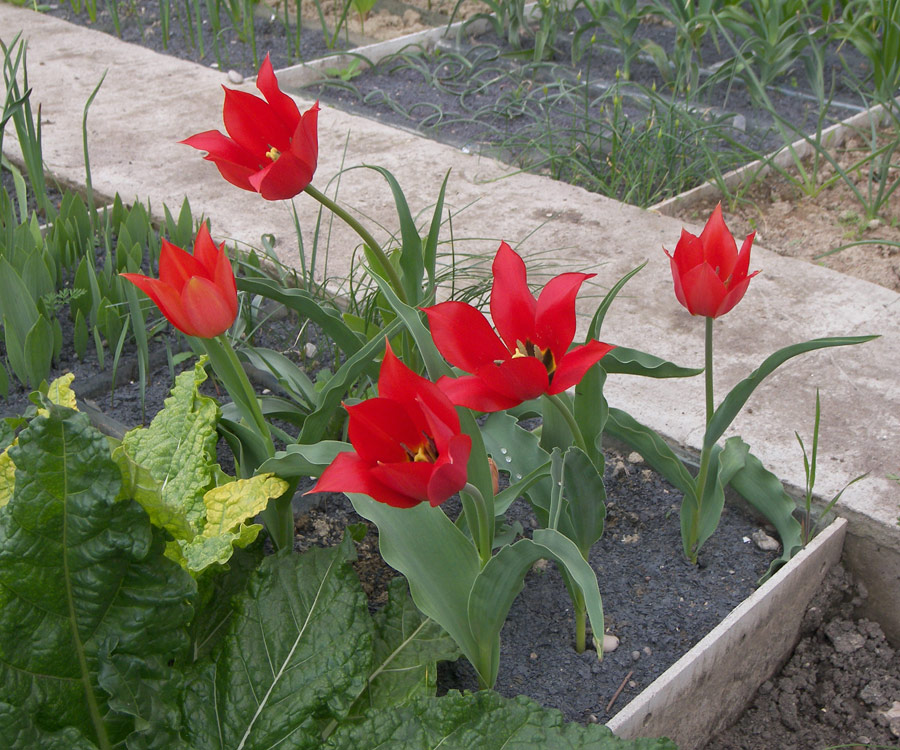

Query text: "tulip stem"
[463, 482, 493, 568]
[546, 393, 590, 457]
[304, 184, 408, 305]
[705, 316, 714, 427]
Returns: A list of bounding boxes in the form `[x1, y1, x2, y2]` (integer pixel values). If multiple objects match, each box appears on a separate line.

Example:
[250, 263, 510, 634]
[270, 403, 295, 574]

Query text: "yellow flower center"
[265, 146, 281, 162]
[406, 435, 438, 464]
[510, 339, 556, 375]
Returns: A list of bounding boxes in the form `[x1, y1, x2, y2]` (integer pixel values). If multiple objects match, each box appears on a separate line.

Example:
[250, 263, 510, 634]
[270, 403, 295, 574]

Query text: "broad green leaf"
[0, 449, 13, 509]
[682, 439, 748, 561]
[726, 437, 804, 578]
[3, 313, 28, 386]
[0, 255, 40, 345]
[45, 373, 77, 411]
[562, 446, 607, 558]
[120, 361, 219, 533]
[606, 408, 697, 500]
[240, 346, 318, 406]
[0, 703, 98, 750]
[602, 346, 703, 379]
[352, 577, 460, 715]
[182, 542, 374, 750]
[574, 363, 608, 468]
[23, 314, 54, 387]
[704, 335, 878, 450]
[481, 411, 551, 514]
[0, 405, 194, 746]
[326, 691, 677, 749]
[349, 493, 482, 681]
[260, 440, 353, 479]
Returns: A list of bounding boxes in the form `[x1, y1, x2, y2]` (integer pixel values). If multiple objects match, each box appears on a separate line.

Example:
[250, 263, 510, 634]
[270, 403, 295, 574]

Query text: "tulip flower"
[310, 344, 472, 509]
[664, 203, 759, 319]
[182, 54, 319, 201]
[422, 242, 614, 412]
[121, 223, 237, 338]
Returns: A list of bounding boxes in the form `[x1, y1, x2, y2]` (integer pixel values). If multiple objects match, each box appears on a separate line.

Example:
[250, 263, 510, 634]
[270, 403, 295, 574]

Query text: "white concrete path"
[2, 2, 898, 634]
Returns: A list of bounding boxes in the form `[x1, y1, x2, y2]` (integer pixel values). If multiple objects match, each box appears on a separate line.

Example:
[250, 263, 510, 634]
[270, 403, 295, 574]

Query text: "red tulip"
[182, 54, 319, 201]
[309, 344, 471, 509]
[665, 203, 759, 318]
[121, 224, 238, 338]
[422, 242, 614, 412]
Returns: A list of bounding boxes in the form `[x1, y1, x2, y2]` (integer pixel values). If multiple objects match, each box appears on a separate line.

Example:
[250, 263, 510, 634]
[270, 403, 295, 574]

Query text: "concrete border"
[607, 517, 848, 748]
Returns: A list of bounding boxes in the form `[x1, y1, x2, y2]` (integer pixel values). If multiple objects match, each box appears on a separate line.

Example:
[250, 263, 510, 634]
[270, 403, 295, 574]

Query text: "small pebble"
[304, 342, 318, 358]
[867, 218, 882, 230]
[227, 69, 244, 84]
[627, 451, 643, 464]
[642, 646, 652, 656]
[631, 650, 641, 661]
[529, 651, 538, 660]
[602, 634, 620, 653]
[751, 528, 780, 552]
[732, 113, 746, 131]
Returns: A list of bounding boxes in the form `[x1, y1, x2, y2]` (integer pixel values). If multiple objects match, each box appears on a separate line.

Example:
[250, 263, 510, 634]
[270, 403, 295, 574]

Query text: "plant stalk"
[705, 315, 714, 426]
[547, 393, 589, 457]
[463, 481, 493, 568]
[303, 183, 408, 304]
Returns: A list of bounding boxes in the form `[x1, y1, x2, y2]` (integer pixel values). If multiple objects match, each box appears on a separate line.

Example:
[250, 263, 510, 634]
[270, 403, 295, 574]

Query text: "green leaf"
[562, 446, 607, 558]
[574, 363, 608, 467]
[606, 408, 698, 500]
[326, 691, 676, 749]
[0, 405, 194, 746]
[23, 314, 54, 387]
[0, 703, 98, 750]
[422, 171, 450, 295]
[260, 440, 353, 479]
[119, 360, 219, 533]
[481, 412, 551, 514]
[0, 255, 40, 345]
[182, 543, 374, 750]
[725, 437, 804, 578]
[349, 493, 482, 683]
[586, 261, 646, 342]
[602, 346, 703, 379]
[352, 577, 460, 715]
[704, 335, 878, 450]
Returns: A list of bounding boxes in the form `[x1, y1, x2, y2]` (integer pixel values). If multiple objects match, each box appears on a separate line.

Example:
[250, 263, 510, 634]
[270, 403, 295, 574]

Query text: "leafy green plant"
[351, 0, 378, 34]
[836, 0, 900, 104]
[0, 378, 676, 750]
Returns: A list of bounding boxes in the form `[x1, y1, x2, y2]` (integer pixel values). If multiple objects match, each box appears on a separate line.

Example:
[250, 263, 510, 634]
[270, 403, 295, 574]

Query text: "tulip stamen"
[510, 338, 556, 377]
[405, 435, 438, 464]
[265, 146, 281, 162]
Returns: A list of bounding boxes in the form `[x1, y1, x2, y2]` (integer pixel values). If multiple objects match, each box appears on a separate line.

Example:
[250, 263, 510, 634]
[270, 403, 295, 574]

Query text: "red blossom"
[121, 224, 237, 338]
[422, 242, 614, 412]
[309, 345, 471, 508]
[665, 203, 759, 318]
[182, 54, 319, 201]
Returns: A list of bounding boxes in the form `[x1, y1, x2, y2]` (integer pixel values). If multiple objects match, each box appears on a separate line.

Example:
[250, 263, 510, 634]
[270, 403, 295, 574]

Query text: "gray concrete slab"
[2, 2, 899, 632]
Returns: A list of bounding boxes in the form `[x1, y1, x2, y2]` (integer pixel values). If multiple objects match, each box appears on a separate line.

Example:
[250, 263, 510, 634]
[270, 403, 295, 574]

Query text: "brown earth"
[671, 128, 900, 294]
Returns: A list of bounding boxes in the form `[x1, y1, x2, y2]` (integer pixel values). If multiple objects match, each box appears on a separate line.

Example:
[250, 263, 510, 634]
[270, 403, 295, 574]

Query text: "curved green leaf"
[0, 703, 97, 750]
[704, 335, 878, 450]
[348, 493, 482, 681]
[260, 440, 353, 479]
[236, 276, 362, 355]
[562, 446, 607, 558]
[725, 437, 804, 579]
[602, 346, 703, 379]
[586, 261, 646, 341]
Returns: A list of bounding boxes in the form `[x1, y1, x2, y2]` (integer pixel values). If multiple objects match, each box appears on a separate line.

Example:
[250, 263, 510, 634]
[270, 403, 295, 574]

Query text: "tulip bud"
[488, 457, 500, 496]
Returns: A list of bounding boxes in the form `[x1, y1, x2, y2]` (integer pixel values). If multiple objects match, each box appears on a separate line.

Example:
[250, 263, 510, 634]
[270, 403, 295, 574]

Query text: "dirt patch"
[670, 127, 900, 294]
[705, 564, 900, 749]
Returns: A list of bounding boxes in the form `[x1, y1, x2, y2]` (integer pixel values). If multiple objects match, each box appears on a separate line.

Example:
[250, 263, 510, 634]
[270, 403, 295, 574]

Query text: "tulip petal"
[371, 460, 434, 506]
[490, 242, 537, 353]
[378, 345, 460, 438]
[181, 130, 261, 172]
[549, 340, 615, 394]
[700, 203, 739, 281]
[120, 273, 196, 336]
[248, 149, 316, 201]
[714, 270, 760, 317]
[181, 277, 239, 338]
[223, 88, 292, 155]
[427, 433, 471, 506]
[255, 53, 301, 133]
[666, 251, 691, 312]
[732, 231, 757, 281]
[346, 397, 422, 465]
[475, 357, 549, 409]
[423, 301, 509, 373]
[310, 452, 421, 509]
[158, 238, 207, 291]
[534, 271, 593, 360]
[290, 102, 319, 167]
[680, 262, 728, 318]
[436, 374, 521, 412]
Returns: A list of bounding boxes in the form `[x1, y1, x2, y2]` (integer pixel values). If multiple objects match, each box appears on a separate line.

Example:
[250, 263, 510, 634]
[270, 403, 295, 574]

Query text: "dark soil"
[705, 564, 900, 750]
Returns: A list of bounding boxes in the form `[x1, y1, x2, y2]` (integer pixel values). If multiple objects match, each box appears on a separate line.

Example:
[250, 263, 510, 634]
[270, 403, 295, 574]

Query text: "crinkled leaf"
[113, 447, 193, 540]
[44, 372, 77, 411]
[0, 405, 195, 746]
[326, 691, 677, 749]
[182, 540, 374, 750]
[353, 577, 460, 715]
[602, 346, 703, 379]
[0, 449, 13, 509]
[120, 360, 219, 532]
[0, 702, 98, 750]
